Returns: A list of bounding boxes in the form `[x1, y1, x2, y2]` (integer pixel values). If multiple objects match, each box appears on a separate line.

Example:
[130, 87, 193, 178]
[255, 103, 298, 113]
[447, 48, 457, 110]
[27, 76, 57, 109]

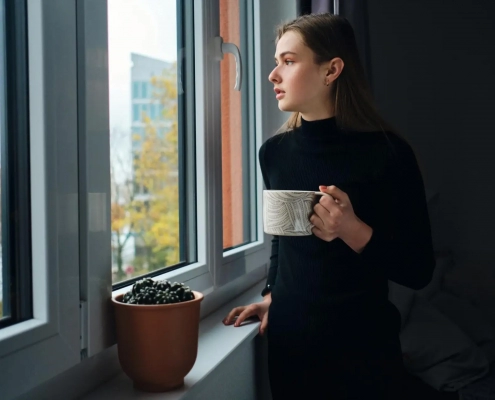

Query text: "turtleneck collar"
[299, 116, 341, 140]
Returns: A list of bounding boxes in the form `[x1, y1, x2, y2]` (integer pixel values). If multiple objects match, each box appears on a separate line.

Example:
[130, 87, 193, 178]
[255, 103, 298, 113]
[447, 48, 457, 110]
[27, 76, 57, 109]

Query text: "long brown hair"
[275, 13, 398, 138]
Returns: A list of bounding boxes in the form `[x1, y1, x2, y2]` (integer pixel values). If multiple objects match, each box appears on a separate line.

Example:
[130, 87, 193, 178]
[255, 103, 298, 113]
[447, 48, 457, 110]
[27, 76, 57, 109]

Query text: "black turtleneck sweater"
[259, 117, 435, 315]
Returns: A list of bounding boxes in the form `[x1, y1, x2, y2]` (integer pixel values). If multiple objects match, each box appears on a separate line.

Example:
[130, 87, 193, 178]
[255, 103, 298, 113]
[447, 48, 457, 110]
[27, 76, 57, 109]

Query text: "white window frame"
[0, 1, 81, 399]
[190, 0, 268, 290]
[80, 0, 270, 357]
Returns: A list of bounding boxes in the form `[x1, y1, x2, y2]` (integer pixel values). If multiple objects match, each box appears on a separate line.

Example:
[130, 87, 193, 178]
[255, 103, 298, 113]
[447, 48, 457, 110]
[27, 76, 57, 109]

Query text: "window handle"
[213, 36, 242, 91]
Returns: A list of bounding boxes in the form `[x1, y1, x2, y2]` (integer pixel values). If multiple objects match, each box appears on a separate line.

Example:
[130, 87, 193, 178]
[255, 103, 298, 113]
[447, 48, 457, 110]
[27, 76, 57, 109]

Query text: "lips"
[274, 88, 286, 100]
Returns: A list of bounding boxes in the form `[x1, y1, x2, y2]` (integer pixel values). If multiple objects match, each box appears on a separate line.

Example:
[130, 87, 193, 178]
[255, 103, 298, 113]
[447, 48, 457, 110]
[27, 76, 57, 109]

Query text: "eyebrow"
[274, 51, 297, 61]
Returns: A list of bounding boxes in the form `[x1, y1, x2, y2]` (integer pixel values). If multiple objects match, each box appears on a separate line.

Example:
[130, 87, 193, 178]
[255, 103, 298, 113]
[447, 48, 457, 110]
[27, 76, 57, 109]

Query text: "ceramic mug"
[262, 190, 332, 236]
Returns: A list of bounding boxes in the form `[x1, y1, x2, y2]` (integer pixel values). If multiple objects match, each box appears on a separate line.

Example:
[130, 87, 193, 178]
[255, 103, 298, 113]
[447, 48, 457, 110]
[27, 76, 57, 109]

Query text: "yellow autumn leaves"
[111, 65, 180, 281]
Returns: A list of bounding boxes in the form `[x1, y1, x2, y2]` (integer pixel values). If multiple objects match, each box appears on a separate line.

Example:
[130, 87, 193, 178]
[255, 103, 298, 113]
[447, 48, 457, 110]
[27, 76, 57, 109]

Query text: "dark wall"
[368, 0, 495, 264]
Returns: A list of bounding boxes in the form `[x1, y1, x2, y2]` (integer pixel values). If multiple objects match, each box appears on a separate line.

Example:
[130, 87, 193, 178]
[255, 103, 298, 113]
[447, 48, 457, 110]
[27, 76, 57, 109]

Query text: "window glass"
[220, 0, 250, 250]
[220, 0, 253, 250]
[0, 2, 4, 318]
[108, 0, 183, 284]
[0, 0, 32, 327]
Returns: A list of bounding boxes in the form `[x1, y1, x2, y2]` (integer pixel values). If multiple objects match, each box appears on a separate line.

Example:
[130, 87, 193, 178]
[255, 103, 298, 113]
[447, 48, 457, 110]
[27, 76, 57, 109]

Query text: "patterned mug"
[262, 190, 332, 236]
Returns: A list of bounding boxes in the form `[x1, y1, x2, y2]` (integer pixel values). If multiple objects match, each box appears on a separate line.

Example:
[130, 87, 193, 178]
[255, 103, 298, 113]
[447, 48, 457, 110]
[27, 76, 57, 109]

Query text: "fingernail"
[320, 185, 327, 189]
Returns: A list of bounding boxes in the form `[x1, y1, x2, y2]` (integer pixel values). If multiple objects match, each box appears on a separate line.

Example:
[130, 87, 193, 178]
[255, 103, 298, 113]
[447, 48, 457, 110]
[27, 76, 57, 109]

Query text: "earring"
[325, 81, 330, 86]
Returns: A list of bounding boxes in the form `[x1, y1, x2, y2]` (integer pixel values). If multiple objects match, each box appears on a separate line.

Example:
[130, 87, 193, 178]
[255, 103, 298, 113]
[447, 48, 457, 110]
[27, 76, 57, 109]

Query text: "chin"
[277, 101, 295, 112]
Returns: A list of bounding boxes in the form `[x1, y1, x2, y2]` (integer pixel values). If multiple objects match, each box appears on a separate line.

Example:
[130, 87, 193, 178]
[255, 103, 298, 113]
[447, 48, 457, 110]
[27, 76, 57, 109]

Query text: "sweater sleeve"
[358, 137, 436, 290]
[259, 141, 279, 297]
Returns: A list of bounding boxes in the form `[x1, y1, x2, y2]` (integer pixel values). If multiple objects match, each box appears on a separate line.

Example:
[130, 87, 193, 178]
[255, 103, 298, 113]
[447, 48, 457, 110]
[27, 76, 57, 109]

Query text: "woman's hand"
[222, 295, 271, 336]
[310, 185, 361, 243]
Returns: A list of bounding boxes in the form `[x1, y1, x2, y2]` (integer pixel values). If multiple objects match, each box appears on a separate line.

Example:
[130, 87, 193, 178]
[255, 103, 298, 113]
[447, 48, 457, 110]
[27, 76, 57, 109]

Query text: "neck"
[299, 102, 335, 121]
[300, 111, 334, 121]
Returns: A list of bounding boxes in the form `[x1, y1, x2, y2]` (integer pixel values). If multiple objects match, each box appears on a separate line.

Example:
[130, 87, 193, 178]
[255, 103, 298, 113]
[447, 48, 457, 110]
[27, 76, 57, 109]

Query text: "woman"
[223, 13, 435, 399]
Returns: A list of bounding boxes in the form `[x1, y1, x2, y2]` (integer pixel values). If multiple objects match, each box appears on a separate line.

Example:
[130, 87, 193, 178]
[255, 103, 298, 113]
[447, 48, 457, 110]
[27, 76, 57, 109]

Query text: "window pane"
[0, 0, 32, 327]
[132, 81, 139, 98]
[109, 0, 185, 285]
[220, 0, 252, 251]
[0, 0, 4, 319]
[141, 81, 148, 98]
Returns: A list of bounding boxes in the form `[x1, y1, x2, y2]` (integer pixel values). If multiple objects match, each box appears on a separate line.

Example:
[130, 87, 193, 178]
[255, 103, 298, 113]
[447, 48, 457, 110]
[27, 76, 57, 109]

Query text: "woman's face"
[268, 31, 334, 120]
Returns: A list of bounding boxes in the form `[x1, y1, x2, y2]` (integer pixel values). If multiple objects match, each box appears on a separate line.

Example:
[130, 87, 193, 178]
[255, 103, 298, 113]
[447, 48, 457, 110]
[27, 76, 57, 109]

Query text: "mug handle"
[314, 191, 333, 197]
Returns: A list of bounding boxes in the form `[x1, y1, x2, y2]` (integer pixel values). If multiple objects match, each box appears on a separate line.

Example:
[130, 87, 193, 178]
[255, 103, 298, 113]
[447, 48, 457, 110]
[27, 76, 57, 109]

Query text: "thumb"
[259, 312, 268, 336]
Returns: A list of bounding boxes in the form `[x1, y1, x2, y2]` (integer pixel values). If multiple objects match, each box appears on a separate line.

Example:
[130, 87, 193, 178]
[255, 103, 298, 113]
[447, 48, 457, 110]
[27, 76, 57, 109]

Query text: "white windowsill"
[81, 281, 265, 400]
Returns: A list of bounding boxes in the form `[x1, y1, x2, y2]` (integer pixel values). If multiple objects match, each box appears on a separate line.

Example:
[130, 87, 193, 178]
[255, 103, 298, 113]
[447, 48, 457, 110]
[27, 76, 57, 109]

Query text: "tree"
[131, 113, 179, 270]
[111, 65, 179, 282]
[110, 129, 136, 281]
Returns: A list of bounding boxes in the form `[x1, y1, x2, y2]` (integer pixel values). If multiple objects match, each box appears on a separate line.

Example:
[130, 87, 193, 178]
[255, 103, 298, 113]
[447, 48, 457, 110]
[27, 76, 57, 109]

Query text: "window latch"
[213, 36, 242, 91]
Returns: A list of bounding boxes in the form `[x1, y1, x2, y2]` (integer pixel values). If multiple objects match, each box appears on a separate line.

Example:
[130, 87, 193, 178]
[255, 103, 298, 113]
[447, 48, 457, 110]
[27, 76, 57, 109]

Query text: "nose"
[268, 66, 280, 84]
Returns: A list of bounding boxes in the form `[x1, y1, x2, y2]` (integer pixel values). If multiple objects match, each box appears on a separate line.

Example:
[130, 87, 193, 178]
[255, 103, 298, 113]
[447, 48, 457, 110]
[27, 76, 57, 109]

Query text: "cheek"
[286, 73, 309, 99]
[289, 68, 319, 97]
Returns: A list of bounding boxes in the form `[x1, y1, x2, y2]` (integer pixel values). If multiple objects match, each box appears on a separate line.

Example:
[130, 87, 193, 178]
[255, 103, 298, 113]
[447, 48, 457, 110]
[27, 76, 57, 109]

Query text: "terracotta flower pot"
[112, 291, 204, 392]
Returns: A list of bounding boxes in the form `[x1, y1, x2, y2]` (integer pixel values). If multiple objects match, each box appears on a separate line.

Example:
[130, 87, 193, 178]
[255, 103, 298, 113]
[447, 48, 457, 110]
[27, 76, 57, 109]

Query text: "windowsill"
[81, 281, 265, 400]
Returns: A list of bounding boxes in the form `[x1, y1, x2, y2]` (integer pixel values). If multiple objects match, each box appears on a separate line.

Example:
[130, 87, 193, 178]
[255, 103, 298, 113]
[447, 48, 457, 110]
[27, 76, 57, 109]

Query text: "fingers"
[223, 306, 246, 325]
[259, 311, 269, 336]
[311, 226, 337, 242]
[312, 203, 330, 220]
[233, 307, 257, 327]
[309, 208, 324, 228]
[318, 195, 338, 213]
[311, 226, 323, 238]
[224, 303, 270, 331]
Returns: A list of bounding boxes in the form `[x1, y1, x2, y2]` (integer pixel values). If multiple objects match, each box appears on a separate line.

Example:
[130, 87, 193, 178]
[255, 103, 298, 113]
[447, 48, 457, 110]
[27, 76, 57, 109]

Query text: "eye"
[285, 60, 294, 65]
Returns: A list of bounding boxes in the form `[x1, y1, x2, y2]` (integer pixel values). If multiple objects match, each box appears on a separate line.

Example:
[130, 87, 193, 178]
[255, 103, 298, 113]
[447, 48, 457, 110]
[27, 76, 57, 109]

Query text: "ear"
[325, 57, 344, 83]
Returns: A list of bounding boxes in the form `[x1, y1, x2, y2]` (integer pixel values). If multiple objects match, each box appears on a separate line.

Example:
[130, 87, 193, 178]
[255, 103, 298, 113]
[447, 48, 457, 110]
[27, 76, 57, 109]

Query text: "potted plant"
[111, 277, 204, 392]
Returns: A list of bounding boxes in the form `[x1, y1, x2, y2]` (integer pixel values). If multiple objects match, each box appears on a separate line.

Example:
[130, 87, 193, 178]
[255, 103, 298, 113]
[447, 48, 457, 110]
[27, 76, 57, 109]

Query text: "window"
[0, 0, 288, 397]
[220, 0, 256, 251]
[0, 1, 81, 397]
[107, 0, 264, 291]
[132, 80, 140, 98]
[150, 101, 157, 119]
[108, 0, 195, 286]
[132, 103, 139, 121]
[0, 0, 32, 329]
[141, 81, 148, 98]
[0, 0, 5, 323]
